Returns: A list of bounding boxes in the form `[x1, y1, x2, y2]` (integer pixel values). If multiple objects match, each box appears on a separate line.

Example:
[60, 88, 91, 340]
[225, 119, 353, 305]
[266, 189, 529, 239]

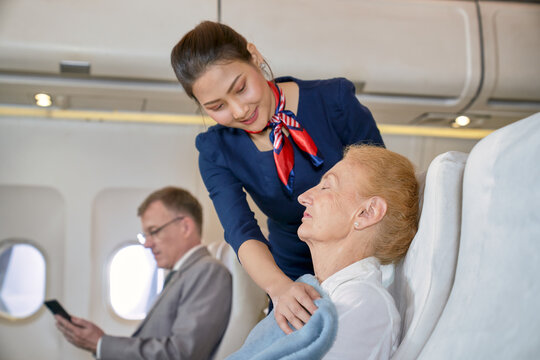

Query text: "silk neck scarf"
[249, 81, 323, 195]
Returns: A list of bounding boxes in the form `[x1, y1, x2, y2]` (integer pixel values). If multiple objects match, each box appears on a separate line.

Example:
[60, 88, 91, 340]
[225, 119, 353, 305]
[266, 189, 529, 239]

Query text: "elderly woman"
[228, 144, 418, 360]
[297, 144, 419, 359]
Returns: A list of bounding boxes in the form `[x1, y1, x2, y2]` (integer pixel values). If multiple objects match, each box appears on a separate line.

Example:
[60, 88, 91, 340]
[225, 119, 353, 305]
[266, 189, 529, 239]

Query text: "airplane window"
[0, 240, 46, 319]
[109, 243, 164, 320]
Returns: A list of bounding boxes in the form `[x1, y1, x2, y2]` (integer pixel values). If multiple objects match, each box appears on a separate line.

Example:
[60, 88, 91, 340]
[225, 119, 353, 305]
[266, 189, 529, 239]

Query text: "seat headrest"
[390, 150, 468, 360]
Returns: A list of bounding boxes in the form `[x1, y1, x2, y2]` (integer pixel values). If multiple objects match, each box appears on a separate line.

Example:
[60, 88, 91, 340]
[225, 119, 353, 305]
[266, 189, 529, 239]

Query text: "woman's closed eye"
[208, 103, 224, 111]
[320, 173, 338, 191]
[236, 82, 246, 94]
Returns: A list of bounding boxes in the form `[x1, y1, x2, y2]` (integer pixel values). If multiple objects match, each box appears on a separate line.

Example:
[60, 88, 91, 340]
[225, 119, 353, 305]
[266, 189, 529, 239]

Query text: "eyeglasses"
[137, 216, 185, 245]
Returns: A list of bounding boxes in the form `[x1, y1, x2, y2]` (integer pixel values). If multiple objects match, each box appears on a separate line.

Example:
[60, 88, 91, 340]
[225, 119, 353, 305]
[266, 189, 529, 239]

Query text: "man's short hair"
[138, 186, 203, 235]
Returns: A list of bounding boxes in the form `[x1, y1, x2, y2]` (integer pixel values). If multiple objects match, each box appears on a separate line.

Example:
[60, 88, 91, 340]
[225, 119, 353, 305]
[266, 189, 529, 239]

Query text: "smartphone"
[44, 299, 72, 322]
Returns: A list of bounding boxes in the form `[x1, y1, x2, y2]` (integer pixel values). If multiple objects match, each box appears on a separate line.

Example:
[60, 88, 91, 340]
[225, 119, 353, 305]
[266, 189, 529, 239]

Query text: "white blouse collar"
[320, 256, 382, 295]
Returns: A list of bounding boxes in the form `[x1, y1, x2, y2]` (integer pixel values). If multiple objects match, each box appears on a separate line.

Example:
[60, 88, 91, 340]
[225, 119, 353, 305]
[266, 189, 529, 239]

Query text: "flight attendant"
[170, 20, 384, 334]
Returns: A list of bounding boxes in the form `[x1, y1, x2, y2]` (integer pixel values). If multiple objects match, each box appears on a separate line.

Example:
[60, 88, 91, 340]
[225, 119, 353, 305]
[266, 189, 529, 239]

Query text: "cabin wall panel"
[382, 134, 478, 171]
[91, 188, 155, 337]
[0, 185, 65, 360]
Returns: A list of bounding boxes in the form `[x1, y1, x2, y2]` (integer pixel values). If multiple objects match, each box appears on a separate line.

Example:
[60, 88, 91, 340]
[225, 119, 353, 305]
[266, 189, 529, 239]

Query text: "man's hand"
[55, 315, 104, 354]
[270, 281, 321, 334]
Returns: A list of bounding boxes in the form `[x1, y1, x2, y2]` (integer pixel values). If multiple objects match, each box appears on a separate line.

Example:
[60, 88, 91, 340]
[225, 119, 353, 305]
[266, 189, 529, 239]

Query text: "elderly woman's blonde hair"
[344, 144, 419, 264]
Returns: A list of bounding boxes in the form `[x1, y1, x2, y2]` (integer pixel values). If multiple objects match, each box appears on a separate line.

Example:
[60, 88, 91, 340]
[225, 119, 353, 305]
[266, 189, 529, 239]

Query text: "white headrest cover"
[390, 151, 468, 360]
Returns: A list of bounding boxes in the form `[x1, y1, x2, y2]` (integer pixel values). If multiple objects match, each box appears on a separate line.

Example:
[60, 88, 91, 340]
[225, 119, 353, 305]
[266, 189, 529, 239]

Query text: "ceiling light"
[454, 115, 471, 127]
[34, 93, 52, 107]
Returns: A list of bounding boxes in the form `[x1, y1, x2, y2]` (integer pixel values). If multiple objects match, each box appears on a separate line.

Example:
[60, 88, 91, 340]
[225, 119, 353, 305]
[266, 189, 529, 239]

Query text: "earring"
[354, 222, 359, 228]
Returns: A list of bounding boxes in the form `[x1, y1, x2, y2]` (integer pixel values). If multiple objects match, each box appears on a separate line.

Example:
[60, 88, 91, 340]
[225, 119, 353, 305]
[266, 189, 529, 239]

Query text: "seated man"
[228, 145, 418, 359]
[55, 186, 232, 359]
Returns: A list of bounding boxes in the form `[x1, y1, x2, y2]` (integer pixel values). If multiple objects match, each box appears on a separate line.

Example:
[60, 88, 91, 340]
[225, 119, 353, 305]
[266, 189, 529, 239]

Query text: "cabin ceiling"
[1, 0, 539, 130]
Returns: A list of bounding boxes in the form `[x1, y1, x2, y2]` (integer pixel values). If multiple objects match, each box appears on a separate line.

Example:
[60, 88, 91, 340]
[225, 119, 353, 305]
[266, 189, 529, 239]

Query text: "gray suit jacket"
[100, 246, 232, 360]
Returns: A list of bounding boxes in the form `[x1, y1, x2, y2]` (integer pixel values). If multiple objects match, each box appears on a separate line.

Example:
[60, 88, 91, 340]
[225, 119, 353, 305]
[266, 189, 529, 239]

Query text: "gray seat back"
[418, 113, 540, 359]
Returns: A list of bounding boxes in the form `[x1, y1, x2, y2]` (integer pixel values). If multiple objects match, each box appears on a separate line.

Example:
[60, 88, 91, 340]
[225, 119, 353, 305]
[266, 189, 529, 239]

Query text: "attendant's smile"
[241, 107, 259, 125]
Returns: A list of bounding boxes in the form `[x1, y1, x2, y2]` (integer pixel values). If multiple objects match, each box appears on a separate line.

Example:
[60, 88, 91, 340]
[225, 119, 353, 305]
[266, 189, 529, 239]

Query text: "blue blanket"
[226, 274, 338, 360]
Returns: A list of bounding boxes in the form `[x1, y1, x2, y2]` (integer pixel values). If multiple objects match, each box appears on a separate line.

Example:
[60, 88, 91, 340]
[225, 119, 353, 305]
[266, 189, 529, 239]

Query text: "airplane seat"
[416, 113, 540, 359]
[208, 240, 269, 360]
[389, 150, 469, 360]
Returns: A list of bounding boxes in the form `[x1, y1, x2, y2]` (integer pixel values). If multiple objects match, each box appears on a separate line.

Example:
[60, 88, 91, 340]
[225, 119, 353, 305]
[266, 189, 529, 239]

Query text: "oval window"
[0, 240, 46, 319]
[109, 243, 164, 320]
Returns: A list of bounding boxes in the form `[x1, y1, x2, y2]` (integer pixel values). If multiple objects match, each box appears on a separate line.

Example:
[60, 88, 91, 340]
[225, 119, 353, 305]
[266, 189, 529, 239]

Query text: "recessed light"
[454, 115, 471, 127]
[35, 93, 52, 107]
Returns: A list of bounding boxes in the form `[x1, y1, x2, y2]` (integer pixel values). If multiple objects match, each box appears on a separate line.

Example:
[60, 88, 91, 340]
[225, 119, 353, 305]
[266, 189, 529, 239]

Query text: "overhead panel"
[222, 0, 482, 126]
[0, 0, 217, 81]
[0, 0, 216, 113]
[222, 0, 479, 100]
[491, 4, 540, 102]
[1, 0, 537, 128]
[462, 1, 540, 124]
[476, 2, 540, 105]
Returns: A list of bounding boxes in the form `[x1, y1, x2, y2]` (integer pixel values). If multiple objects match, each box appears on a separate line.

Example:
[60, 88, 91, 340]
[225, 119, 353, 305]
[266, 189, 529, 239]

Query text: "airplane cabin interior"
[1, 0, 539, 359]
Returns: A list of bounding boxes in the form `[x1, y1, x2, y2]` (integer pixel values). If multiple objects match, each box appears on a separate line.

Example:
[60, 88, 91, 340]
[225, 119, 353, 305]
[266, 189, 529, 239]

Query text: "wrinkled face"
[140, 201, 190, 269]
[297, 157, 370, 243]
[192, 60, 274, 132]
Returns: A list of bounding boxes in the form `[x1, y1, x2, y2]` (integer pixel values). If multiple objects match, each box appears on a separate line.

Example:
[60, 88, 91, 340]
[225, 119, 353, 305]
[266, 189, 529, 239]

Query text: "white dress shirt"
[321, 257, 401, 360]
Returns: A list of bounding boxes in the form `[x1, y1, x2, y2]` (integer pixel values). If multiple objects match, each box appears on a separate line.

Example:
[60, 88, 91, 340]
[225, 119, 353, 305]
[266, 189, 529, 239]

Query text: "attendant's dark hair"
[171, 21, 254, 99]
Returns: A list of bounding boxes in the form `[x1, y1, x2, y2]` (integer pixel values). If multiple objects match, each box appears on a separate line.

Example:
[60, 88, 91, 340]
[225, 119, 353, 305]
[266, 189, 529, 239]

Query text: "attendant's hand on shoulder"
[270, 280, 321, 335]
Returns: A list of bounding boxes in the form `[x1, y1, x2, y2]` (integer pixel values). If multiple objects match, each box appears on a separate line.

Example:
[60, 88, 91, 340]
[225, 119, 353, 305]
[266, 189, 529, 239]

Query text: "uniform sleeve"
[332, 78, 385, 148]
[196, 132, 268, 254]
[100, 261, 233, 360]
